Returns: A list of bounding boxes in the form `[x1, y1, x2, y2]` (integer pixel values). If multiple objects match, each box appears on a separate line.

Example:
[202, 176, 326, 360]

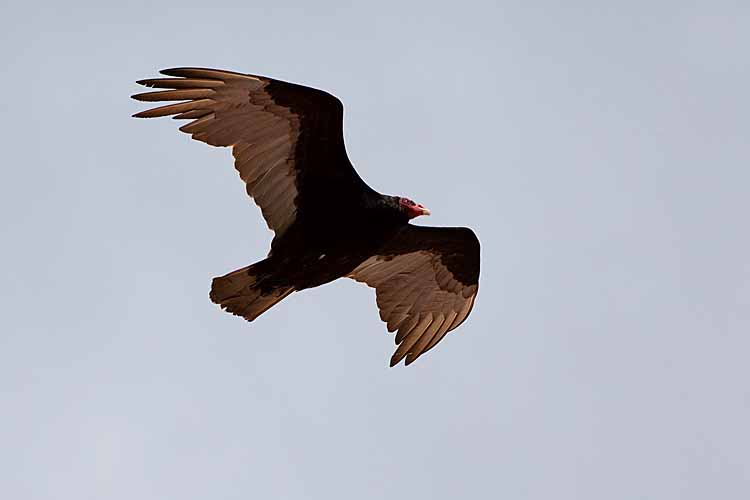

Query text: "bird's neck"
[362, 193, 409, 227]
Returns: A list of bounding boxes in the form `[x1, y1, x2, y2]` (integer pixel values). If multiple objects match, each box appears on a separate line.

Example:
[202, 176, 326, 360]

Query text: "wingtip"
[159, 67, 183, 77]
[158, 67, 261, 81]
[131, 92, 148, 116]
[159, 67, 215, 78]
[390, 353, 409, 367]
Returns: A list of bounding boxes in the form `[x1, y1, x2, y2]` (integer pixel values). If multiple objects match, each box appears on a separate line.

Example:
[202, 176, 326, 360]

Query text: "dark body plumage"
[267, 195, 407, 284]
[133, 67, 480, 366]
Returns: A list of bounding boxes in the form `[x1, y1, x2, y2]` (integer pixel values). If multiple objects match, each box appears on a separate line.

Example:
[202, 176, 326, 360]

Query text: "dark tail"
[209, 259, 294, 321]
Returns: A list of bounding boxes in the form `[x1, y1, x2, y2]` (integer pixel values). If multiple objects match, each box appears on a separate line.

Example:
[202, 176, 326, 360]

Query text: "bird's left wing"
[132, 67, 370, 238]
[348, 225, 480, 366]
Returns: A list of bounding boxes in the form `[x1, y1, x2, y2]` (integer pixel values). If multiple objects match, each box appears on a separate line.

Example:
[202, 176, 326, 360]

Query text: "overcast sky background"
[2, 1, 749, 499]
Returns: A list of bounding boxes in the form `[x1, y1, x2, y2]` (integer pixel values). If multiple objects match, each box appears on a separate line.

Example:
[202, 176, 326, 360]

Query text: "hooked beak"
[417, 205, 431, 216]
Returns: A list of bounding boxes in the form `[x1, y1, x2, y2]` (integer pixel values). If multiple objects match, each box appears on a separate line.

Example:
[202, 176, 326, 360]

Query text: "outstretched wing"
[349, 225, 480, 366]
[132, 67, 371, 237]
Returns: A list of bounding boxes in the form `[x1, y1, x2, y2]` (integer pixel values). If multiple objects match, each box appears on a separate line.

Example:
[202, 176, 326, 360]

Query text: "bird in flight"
[132, 67, 480, 366]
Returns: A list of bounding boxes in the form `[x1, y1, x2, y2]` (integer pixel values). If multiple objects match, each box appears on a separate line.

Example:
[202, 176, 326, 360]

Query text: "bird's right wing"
[348, 225, 480, 366]
[132, 67, 371, 237]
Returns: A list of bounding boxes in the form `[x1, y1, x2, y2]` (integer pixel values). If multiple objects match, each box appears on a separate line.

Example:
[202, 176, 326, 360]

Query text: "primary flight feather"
[132, 67, 480, 366]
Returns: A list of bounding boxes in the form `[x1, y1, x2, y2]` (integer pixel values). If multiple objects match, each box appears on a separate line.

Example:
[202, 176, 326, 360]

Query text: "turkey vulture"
[132, 67, 480, 366]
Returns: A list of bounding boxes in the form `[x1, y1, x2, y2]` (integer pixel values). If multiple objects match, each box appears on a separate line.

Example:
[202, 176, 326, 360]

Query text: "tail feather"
[210, 261, 293, 321]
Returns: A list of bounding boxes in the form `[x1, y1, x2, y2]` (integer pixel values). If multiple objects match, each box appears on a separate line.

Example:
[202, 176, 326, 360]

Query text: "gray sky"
[2, 1, 749, 499]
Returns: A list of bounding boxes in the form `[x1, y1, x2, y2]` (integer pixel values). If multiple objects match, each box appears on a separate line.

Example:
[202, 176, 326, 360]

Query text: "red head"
[399, 197, 431, 219]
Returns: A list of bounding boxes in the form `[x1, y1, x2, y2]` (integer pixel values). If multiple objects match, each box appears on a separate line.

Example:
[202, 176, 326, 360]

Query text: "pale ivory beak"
[419, 206, 431, 216]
